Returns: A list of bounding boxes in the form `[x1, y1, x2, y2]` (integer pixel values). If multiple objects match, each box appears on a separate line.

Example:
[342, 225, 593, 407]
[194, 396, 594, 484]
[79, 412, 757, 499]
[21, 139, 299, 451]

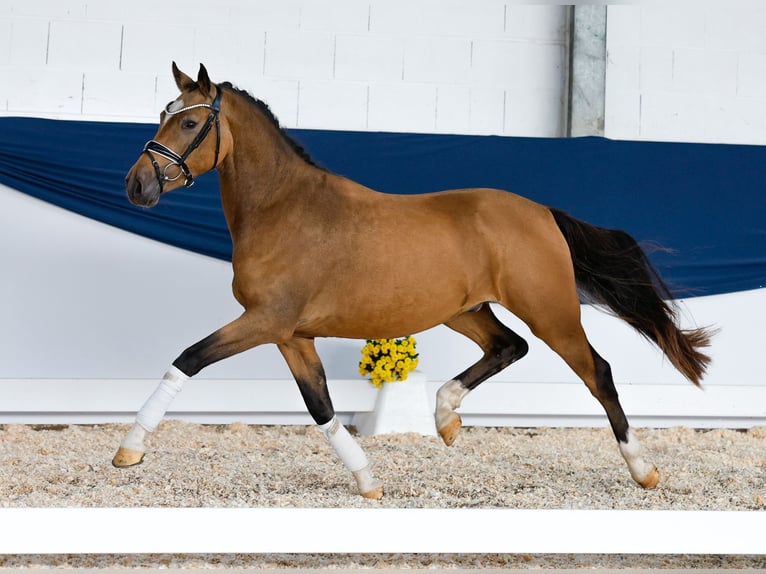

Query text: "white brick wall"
[0, 0, 567, 136]
[4, 2, 766, 142]
[605, 1, 766, 144]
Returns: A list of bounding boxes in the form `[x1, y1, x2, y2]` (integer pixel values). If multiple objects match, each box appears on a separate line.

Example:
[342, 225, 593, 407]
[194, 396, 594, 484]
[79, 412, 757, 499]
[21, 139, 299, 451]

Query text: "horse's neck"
[217, 110, 328, 237]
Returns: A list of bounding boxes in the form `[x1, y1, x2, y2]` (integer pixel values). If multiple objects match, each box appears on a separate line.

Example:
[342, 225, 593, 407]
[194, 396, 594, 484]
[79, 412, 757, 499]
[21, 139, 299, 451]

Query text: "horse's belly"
[296, 270, 490, 340]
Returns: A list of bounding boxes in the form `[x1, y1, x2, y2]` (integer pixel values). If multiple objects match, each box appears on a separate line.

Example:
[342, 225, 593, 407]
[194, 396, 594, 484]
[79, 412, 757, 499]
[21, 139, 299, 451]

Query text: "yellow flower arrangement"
[358, 336, 419, 389]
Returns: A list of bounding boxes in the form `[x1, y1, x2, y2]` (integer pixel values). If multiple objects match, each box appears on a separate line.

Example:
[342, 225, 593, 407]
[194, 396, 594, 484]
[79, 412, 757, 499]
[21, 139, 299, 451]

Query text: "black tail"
[550, 208, 714, 386]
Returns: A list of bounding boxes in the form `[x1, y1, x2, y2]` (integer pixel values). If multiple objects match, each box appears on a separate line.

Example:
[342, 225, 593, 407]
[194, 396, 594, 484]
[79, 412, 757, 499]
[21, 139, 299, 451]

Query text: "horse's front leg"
[278, 337, 384, 499]
[112, 312, 278, 467]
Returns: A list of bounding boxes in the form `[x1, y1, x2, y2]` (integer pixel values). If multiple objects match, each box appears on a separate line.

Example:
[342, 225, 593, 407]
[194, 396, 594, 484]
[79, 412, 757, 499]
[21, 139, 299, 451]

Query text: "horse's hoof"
[361, 484, 384, 500]
[112, 447, 145, 468]
[637, 465, 660, 489]
[437, 413, 462, 446]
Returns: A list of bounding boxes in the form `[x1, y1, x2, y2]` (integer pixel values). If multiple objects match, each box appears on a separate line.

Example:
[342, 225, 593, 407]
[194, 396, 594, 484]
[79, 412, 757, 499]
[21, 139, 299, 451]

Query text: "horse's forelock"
[167, 98, 185, 113]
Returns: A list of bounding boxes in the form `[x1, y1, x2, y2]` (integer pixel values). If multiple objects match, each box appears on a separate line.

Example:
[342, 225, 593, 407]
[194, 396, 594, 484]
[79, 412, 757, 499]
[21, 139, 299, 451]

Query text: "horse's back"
[345, 181, 554, 236]
[394, 186, 564, 261]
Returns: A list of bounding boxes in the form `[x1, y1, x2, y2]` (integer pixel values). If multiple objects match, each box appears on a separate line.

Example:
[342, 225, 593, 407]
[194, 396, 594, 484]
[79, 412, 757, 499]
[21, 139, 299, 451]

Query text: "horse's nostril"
[127, 173, 143, 198]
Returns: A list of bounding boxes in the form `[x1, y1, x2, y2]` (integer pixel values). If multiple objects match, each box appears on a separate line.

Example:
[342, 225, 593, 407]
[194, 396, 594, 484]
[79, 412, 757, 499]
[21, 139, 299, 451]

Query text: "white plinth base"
[351, 372, 437, 437]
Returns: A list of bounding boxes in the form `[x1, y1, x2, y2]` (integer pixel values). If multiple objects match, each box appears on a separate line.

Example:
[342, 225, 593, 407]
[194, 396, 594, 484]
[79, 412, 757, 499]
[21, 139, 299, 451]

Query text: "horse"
[116, 63, 714, 499]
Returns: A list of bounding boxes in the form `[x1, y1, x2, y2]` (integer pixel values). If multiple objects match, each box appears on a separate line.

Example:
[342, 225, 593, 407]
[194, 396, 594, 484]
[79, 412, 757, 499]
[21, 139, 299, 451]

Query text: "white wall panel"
[434, 86, 507, 136]
[0, 19, 10, 63]
[0, 1, 568, 137]
[638, 92, 707, 142]
[81, 70, 156, 118]
[4, 18, 48, 66]
[706, 97, 766, 143]
[737, 52, 766, 97]
[299, 0, 369, 34]
[368, 0, 505, 37]
[639, 4, 705, 49]
[471, 41, 565, 91]
[4, 66, 83, 115]
[264, 30, 335, 80]
[504, 5, 567, 40]
[367, 82, 436, 133]
[47, 20, 121, 70]
[298, 80, 368, 131]
[120, 23, 196, 74]
[193, 28, 266, 81]
[434, 86, 471, 134]
[672, 49, 737, 97]
[104, 0, 232, 27]
[334, 35, 403, 83]
[606, 2, 766, 144]
[403, 37, 472, 84]
[705, 1, 766, 52]
[230, 0, 302, 31]
[638, 46, 673, 92]
[504, 88, 563, 137]
[5, 0, 86, 19]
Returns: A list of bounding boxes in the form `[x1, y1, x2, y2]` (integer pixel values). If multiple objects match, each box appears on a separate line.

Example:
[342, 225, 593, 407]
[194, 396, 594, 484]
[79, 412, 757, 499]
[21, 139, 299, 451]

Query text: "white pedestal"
[351, 371, 437, 436]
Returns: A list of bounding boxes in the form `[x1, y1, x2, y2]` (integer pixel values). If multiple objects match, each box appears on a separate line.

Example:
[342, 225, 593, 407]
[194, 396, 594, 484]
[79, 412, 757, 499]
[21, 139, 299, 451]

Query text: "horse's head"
[125, 63, 227, 207]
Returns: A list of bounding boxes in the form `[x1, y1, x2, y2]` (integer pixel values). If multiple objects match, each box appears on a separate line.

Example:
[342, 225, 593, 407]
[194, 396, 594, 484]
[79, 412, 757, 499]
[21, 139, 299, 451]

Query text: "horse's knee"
[173, 334, 220, 377]
[278, 338, 335, 425]
[296, 370, 335, 425]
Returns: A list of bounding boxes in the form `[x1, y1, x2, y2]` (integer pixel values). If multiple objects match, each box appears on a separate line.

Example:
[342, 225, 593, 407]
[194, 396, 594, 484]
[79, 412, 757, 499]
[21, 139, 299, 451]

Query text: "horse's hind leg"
[588, 345, 660, 488]
[278, 336, 383, 499]
[533, 317, 659, 489]
[436, 304, 529, 445]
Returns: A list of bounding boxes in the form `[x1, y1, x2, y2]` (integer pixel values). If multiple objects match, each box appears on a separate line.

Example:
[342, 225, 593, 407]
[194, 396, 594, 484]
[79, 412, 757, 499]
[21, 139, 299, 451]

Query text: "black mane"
[218, 81, 323, 170]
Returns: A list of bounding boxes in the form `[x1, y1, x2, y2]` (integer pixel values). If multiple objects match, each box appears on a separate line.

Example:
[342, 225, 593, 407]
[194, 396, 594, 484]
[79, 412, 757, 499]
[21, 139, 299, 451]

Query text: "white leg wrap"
[120, 423, 148, 451]
[435, 379, 469, 428]
[352, 467, 381, 497]
[318, 416, 382, 496]
[619, 428, 655, 483]
[134, 366, 189, 433]
[318, 416, 368, 472]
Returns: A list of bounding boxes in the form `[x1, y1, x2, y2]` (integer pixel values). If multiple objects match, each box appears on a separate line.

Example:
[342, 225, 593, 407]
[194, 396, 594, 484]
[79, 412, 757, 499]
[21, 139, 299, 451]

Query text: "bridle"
[143, 85, 223, 193]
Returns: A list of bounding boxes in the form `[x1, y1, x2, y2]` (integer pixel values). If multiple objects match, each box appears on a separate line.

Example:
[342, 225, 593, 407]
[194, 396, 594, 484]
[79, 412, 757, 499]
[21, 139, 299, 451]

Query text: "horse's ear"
[172, 61, 195, 92]
[197, 63, 212, 98]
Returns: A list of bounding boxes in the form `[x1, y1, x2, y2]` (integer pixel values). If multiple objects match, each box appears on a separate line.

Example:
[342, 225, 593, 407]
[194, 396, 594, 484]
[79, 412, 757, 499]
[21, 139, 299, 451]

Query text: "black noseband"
[143, 86, 223, 193]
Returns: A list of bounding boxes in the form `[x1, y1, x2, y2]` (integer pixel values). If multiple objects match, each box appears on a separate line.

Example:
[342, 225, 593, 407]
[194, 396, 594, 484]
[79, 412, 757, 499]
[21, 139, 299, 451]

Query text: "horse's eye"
[182, 119, 198, 130]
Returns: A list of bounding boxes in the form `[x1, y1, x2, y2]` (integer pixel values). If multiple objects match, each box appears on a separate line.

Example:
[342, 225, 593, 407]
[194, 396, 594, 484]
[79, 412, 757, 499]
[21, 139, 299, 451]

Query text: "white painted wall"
[606, 1, 766, 144]
[4, 2, 766, 144]
[0, 1, 568, 137]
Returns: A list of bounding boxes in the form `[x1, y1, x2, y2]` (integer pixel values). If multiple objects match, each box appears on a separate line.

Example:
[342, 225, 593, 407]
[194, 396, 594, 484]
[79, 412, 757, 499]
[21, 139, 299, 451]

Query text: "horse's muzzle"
[125, 167, 161, 208]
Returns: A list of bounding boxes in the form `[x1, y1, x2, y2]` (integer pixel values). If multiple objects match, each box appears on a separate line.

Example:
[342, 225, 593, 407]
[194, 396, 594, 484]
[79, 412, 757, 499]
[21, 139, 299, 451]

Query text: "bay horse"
[116, 63, 713, 499]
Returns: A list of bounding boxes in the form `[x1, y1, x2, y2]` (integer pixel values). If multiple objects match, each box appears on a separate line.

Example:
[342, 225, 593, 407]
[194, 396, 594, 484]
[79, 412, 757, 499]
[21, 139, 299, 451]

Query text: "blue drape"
[1, 116, 764, 297]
